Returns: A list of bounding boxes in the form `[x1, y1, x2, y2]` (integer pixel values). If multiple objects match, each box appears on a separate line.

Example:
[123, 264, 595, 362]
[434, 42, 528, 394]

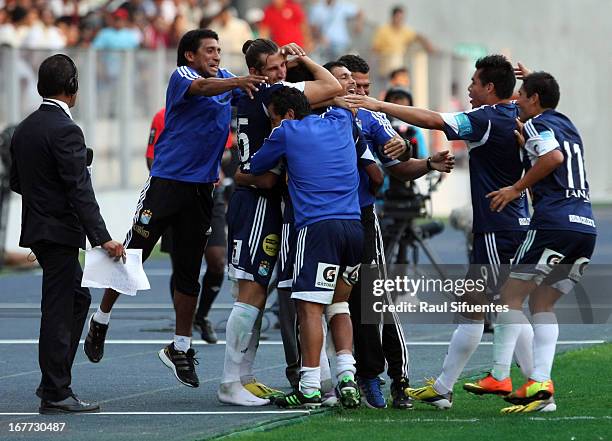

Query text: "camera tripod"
[380, 210, 447, 280]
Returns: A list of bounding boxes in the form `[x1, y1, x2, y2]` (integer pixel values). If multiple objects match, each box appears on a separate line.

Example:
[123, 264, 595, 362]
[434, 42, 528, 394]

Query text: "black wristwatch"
[426, 156, 433, 171]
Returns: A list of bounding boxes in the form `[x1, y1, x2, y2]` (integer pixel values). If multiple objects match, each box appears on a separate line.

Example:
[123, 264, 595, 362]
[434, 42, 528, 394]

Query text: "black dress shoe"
[39, 395, 100, 414]
[84, 314, 109, 363]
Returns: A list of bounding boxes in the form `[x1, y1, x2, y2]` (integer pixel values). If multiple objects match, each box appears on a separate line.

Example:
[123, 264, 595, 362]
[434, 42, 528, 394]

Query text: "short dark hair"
[176, 29, 218, 67]
[389, 67, 409, 80]
[337, 54, 369, 74]
[37, 54, 78, 97]
[384, 87, 413, 105]
[242, 38, 279, 71]
[392, 5, 404, 16]
[268, 86, 311, 120]
[10, 6, 27, 23]
[522, 71, 560, 109]
[474, 54, 515, 99]
[322, 61, 348, 73]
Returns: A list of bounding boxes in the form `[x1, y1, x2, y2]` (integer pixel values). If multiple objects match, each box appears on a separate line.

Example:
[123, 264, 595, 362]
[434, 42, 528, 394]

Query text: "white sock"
[222, 302, 260, 383]
[300, 366, 321, 395]
[173, 335, 191, 352]
[335, 352, 356, 382]
[434, 316, 484, 394]
[93, 307, 111, 325]
[492, 309, 529, 380]
[531, 312, 559, 382]
[320, 319, 332, 393]
[514, 323, 534, 378]
[240, 309, 263, 384]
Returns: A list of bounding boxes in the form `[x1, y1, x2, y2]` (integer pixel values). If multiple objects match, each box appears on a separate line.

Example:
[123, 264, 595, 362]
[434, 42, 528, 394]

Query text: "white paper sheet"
[81, 248, 150, 296]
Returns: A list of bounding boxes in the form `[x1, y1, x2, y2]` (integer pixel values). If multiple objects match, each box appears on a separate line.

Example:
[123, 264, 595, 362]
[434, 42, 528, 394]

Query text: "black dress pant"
[31, 241, 91, 402]
[350, 205, 409, 380]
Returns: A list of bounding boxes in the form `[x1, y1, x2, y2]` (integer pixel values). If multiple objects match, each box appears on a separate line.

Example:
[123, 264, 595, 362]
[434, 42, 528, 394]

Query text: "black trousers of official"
[349, 205, 409, 381]
[31, 241, 91, 402]
[277, 288, 300, 388]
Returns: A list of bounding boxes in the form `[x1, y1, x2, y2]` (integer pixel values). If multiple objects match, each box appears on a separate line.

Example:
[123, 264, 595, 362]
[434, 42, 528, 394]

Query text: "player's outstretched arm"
[189, 74, 268, 99]
[345, 94, 445, 130]
[297, 56, 343, 104]
[387, 150, 454, 181]
[487, 149, 564, 212]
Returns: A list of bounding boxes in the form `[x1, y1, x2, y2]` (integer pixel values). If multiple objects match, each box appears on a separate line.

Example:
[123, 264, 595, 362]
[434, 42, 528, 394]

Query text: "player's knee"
[325, 301, 350, 323]
[174, 278, 200, 298]
[205, 246, 226, 273]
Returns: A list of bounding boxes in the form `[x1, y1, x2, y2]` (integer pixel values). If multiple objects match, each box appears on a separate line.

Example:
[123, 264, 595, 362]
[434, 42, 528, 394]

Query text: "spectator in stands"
[378, 67, 411, 100]
[151, 0, 177, 25]
[0, 6, 30, 47]
[260, 0, 311, 50]
[211, 5, 253, 56]
[56, 16, 80, 47]
[176, 0, 205, 30]
[23, 8, 66, 49]
[372, 5, 433, 78]
[309, 0, 363, 60]
[244, 7, 264, 38]
[168, 13, 188, 47]
[92, 8, 140, 50]
[142, 15, 169, 49]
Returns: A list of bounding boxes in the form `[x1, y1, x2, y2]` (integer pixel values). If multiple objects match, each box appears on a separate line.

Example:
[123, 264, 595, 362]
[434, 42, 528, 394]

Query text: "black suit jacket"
[10, 104, 111, 249]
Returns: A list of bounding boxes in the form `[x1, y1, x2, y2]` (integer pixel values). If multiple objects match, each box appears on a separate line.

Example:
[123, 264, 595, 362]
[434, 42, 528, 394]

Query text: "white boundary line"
[0, 339, 605, 345]
[0, 303, 237, 310]
[0, 411, 310, 416]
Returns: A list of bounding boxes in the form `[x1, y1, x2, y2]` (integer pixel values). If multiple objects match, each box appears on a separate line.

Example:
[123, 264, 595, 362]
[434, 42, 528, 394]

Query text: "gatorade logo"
[315, 263, 339, 289]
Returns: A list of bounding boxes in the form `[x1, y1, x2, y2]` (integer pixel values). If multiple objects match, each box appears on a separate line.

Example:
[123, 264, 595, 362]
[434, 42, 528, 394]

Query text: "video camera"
[382, 114, 431, 221]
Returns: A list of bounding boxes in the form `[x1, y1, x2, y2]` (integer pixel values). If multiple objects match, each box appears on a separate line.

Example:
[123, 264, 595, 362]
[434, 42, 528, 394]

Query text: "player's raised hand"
[486, 186, 521, 212]
[344, 94, 383, 112]
[514, 117, 526, 147]
[236, 74, 268, 99]
[383, 135, 406, 159]
[430, 150, 455, 173]
[280, 43, 307, 57]
[514, 62, 531, 80]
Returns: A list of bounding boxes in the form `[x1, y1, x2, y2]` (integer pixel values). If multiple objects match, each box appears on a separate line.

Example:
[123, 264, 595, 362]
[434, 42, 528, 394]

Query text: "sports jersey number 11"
[238, 117, 250, 170]
[563, 141, 585, 189]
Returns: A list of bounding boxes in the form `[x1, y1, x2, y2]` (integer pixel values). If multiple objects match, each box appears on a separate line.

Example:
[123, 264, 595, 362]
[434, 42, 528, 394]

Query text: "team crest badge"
[258, 260, 270, 277]
[140, 209, 152, 225]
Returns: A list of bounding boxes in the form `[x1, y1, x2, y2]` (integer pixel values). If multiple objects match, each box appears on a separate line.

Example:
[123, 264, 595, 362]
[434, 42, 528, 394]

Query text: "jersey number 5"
[237, 117, 250, 170]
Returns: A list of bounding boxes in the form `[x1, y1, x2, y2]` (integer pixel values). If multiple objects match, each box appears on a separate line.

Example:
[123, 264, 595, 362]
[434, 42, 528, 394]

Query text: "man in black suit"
[10, 54, 125, 414]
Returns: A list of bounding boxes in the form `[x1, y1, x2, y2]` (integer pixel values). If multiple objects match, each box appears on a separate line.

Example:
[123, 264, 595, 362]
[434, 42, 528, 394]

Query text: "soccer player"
[345, 54, 535, 409]
[219, 38, 343, 406]
[338, 54, 454, 409]
[83, 29, 268, 388]
[145, 107, 228, 344]
[251, 86, 364, 409]
[486, 71, 596, 413]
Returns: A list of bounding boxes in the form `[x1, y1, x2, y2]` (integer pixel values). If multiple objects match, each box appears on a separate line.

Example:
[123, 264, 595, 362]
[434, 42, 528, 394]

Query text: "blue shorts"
[292, 219, 364, 305]
[466, 231, 526, 294]
[226, 188, 282, 287]
[278, 198, 296, 289]
[510, 229, 596, 294]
